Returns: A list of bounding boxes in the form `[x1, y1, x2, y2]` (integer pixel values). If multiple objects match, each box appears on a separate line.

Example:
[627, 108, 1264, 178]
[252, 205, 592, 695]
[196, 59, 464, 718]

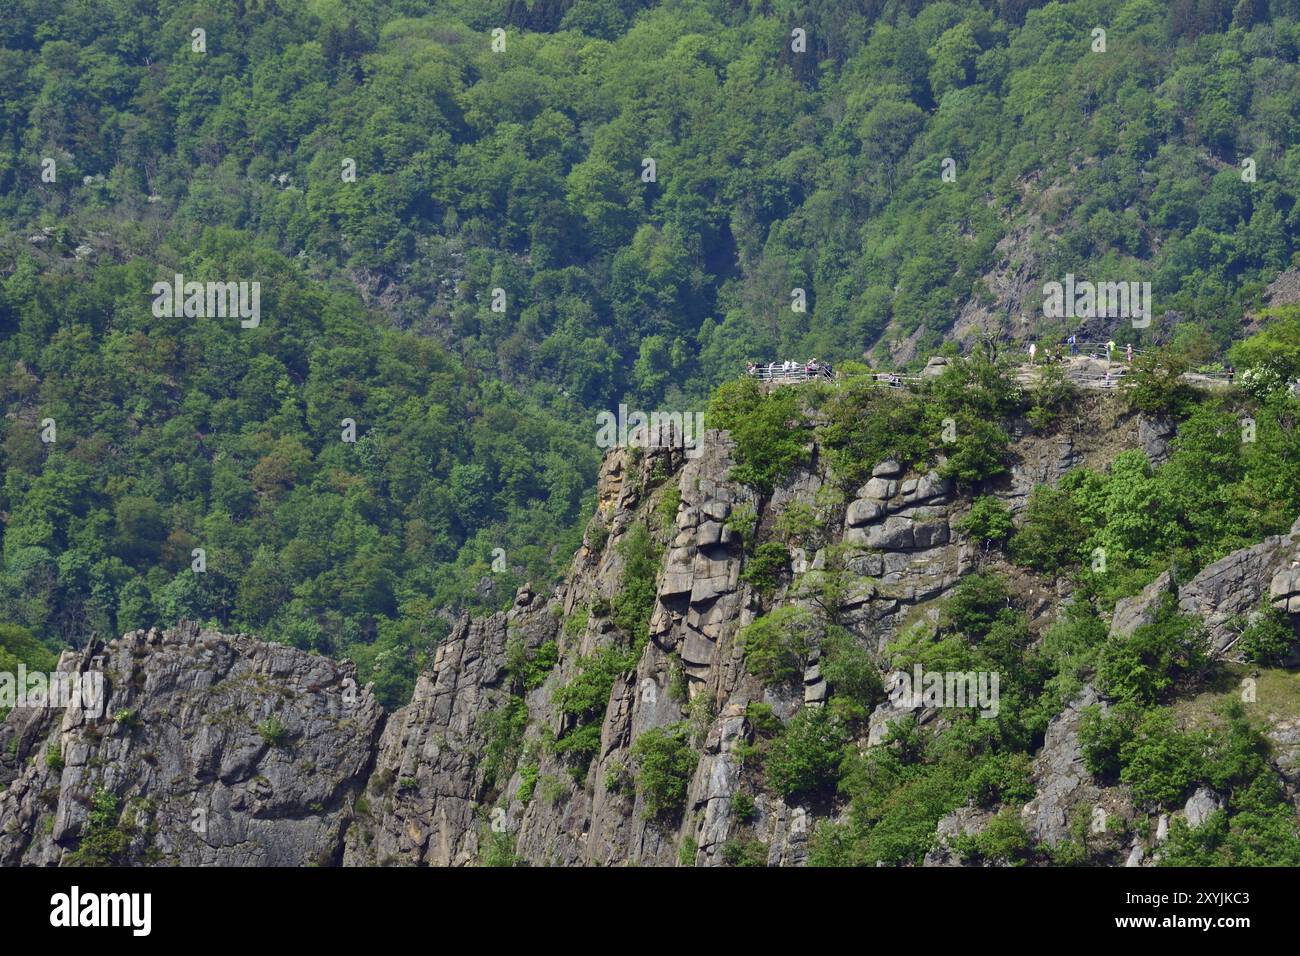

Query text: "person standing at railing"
[1068, 334, 1077, 355]
[1126, 343, 1133, 365]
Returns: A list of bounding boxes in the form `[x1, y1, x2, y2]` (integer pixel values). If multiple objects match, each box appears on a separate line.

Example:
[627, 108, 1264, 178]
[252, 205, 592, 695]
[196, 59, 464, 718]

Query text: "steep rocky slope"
[0, 622, 382, 866]
[3, 394, 1299, 867]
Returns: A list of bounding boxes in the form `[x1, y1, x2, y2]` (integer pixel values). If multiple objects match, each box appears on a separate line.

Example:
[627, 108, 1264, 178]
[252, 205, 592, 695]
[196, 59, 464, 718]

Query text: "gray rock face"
[1022, 686, 1104, 847]
[1181, 532, 1300, 653]
[924, 806, 994, 866]
[1110, 572, 1174, 639]
[1138, 417, 1175, 466]
[1183, 787, 1223, 829]
[0, 622, 381, 866]
[344, 593, 557, 866]
[1111, 522, 1300, 653]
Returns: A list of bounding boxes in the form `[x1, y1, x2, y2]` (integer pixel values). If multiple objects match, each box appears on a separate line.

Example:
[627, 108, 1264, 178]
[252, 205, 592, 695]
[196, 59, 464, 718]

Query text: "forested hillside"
[3, 0, 1300, 709]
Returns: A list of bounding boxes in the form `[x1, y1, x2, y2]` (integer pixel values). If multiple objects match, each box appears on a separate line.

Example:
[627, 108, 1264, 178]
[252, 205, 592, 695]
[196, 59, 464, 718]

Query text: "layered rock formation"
[0, 621, 381, 866]
[3, 399, 1299, 868]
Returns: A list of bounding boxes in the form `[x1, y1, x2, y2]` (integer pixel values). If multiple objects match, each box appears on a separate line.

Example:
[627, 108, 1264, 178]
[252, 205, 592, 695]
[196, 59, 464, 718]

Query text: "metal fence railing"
[749, 364, 835, 383]
[744, 353, 1242, 393]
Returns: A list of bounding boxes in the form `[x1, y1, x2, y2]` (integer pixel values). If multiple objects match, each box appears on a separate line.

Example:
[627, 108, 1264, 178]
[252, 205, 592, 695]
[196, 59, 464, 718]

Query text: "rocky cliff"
[3, 395, 1299, 867]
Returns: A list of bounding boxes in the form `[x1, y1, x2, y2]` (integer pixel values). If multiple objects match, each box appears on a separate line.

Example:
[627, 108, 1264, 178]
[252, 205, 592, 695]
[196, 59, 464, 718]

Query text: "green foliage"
[740, 542, 790, 595]
[819, 628, 884, 721]
[610, 523, 661, 642]
[1080, 704, 1134, 781]
[517, 764, 539, 804]
[1010, 486, 1088, 572]
[720, 838, 768, 867]
[1229, 307, 1300, 390]
[724, 504, 759, 546]
[1127, 348, 1197, 417]
[7, 0, 1300, 869]
[678, 835, 698, 867]
[955, 496, 1014, 547]
[479, 695, 528, 790]
[1118, 709, 1207, 809]
[744, 701, 782, 737]
[64, 788, 130, 866]
[630, 722, 698, 821]
[740, 605, 817, 687]
[1236, 607, 1296, 666]
[552, 643, 638, 769]
[765, 707, 848, 801]
[506, 638, 559, 690]
[707, 378, 807, 494]
[657, 485, 682, 532]
[820, 355, 1018, 489]
[730, 792, 756, 823]
[563, 606, 590, 640]
[257, 715, 287, 748]
[1097, 597, 1209, 706]
[819, 384, 931, 486]
[950, 808, 1034, 866]
[0, 624, 57, 720]
[480, 828, 520, 868]
[965, 752, 1035, 808]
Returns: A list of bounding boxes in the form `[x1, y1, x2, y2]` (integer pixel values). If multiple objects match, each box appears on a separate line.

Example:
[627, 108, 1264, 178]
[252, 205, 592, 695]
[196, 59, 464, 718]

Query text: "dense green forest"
[4, 0, 1300, 709]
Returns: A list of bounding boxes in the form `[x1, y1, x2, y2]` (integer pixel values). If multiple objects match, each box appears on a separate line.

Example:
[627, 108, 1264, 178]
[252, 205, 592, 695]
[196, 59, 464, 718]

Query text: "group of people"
[1026, 338, 1135, 365]
[747, 359, 834, 380]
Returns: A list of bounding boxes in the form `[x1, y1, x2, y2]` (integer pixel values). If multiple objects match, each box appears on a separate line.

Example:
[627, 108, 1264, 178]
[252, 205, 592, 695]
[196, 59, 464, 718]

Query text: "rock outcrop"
[0, 621, 381, 866]
[4, 399, 1300, 869]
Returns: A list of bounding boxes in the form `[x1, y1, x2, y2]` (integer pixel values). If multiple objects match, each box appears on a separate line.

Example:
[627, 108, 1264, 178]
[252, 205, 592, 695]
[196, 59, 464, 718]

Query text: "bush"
[257, 715, 287, 748]
[678, 835, 699, 866]
[741, 606, 817, 686]
[610, 523, 661, 641]
[1079, 704, 1136, 780]
[819, 629, 884, 719]
[708, 378, 808, 493]
[1097, 597, 1209, 705]
[720, 838, 768, 866]
[965, 752, 1035, 807]
[955, 496, 1015, 547]
[1010, 485, 1087, 572]
[951, 808, 1034, 865]
[765, 707, 848, 801]
[942, 572, 1015, 639]
[630, 722, 698, 821]
[658, 485, 682, 531]
[64, 788, 130, 866]
[1236, 607, 1296, 665]
[479, 695, 528, 789]
[820, 385, 930, 486]
[740, 542, 790, 594]
[553, 645, 637, 768]
[730, 791, 756, 822]
[1119, 709, 1207, 809]
[1127, 348, 1196, 417]
[506, 637, 559, 689]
